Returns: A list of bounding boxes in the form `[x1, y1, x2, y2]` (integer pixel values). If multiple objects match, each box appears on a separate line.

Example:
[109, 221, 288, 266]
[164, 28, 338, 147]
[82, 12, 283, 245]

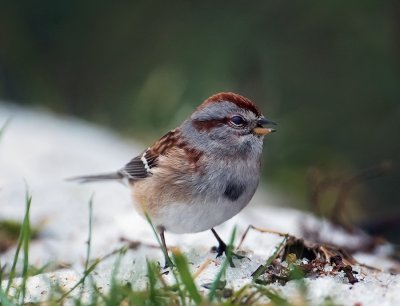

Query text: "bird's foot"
[213, 242, 245, 268]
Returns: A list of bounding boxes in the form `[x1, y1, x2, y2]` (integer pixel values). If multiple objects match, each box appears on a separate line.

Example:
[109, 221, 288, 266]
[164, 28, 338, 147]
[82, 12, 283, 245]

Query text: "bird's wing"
[120, 129, 180, 181]
[68, 129, 181, 183]
[120, 150, 156, 180]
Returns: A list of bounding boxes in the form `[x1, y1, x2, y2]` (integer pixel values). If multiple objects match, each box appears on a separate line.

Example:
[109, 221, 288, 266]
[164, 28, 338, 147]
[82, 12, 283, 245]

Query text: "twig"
[330, 255, 358, 284]
[236, 225, 288, 251]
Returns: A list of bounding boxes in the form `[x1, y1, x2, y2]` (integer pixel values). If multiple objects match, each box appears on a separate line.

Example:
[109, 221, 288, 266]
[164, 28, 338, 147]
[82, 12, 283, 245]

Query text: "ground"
[0, 103, 399, 305]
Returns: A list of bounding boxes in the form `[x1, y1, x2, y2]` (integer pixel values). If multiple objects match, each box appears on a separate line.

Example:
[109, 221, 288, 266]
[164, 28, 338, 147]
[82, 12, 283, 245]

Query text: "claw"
[211, 229, 246, 268]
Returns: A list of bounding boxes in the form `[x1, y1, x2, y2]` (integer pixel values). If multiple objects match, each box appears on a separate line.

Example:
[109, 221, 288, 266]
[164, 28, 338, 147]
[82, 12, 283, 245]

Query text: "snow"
[1, 103, 399, 305]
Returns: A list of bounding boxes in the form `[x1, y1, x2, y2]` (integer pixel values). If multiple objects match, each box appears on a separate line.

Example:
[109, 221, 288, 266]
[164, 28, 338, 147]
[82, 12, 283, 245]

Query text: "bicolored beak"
[252, 117, 277, 136]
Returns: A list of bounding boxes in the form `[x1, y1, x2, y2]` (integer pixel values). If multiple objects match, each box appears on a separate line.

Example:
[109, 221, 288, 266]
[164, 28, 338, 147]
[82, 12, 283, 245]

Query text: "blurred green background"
[1, 1, 399, 240]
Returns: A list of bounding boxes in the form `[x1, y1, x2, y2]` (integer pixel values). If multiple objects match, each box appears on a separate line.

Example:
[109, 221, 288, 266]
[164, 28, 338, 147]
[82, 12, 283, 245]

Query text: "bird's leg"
[211, 228, 227, 257]
[211, 228, 244, 268]
[159, 228, 174, 269]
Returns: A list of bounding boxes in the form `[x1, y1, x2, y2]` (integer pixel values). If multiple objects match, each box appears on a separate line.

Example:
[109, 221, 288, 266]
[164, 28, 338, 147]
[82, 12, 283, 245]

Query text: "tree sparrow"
[72, 92, 276, 267]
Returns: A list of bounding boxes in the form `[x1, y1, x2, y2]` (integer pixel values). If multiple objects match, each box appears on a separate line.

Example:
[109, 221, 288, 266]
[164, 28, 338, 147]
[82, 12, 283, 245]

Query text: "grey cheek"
[223, 182, 246, 201]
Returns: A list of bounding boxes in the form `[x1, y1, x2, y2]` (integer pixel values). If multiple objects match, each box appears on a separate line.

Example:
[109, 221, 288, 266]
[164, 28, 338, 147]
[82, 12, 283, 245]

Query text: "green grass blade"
[208, 227, 236, 302]
[58, 258, 102, 302]
[5, 191, 32, 296]
[78, 195, 95, 302]
[0, 258, 2, 284]
[20, 192, 32, 303]
[146, 260, 160, 306]
[0, 289, 13, 306]
[143, 213, 186, 306]
[143, 212, 171, 266]
[172, 251, 202, 305]
[58, 196, 106, 302]
[105, 247, 127, 306]
[85, 194, 94, 272]
[254, 285, 291, 306]
[252, 235, 288, 281]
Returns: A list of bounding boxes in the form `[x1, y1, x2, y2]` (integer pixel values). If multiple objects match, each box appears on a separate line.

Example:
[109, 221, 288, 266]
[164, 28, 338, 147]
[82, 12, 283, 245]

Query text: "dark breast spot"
[223, 182, 246, 202]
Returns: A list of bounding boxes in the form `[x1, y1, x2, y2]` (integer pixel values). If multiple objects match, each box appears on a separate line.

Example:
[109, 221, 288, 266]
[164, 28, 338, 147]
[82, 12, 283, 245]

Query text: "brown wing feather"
[121, 129, 180, 180]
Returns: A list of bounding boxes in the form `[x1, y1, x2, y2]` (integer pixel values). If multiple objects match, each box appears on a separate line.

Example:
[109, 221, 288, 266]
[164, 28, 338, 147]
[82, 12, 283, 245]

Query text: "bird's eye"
[230, 115, 245, 126]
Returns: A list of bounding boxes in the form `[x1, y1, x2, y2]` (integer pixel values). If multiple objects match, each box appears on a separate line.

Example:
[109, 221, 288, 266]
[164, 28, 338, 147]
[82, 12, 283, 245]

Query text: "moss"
[0, 220, 39, 253]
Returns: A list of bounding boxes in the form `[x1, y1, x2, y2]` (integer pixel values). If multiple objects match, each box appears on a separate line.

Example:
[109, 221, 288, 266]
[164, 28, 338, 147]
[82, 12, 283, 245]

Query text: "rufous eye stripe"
[191, 118, 228, 131]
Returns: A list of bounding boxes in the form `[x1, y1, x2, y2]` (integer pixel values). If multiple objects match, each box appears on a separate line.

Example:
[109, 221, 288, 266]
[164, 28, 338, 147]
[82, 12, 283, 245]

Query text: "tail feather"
[67, 172, 123, 183]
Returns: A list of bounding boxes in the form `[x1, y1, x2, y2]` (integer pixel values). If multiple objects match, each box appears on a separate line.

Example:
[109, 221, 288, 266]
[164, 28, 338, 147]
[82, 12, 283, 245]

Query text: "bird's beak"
[252, 117, 277, 136]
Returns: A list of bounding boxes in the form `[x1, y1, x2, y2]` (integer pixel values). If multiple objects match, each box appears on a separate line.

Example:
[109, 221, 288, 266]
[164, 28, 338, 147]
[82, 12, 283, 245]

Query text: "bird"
[71, 92, 276, 268]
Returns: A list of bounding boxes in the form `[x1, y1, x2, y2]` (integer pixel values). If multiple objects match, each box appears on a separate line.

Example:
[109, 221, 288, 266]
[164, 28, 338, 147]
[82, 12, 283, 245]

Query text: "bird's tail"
[67, 172, 123, 183]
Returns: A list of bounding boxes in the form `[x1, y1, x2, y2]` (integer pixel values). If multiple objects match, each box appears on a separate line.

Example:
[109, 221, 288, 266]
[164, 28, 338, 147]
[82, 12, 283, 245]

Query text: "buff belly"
[131, 155, 260, 233]
[132, 190, 253, 233]
[143, 197, 250, 234]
